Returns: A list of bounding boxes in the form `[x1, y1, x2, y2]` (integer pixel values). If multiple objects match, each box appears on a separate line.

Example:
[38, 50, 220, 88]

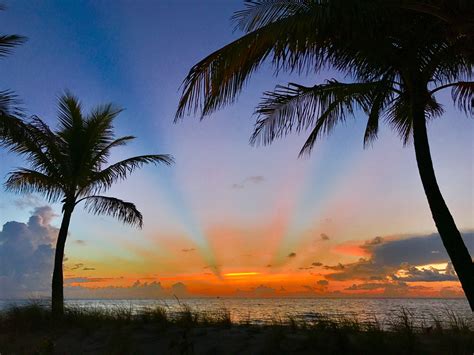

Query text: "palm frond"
[451, 81, 474, 115]
[89, 135, 136, 169]
[0, 91, 25, 144]
[3, 116, 64, 179]
[85, 103, 123, 150]
[176, 0, 406, 120]
[0, 90, 23, 117]
[80, 195, 143, 228]
[56, 91, 83, 133]
[4, 168, 64, 202]
[175, 7, 340, 119]
[363, 78, 398, 147]
[0, 34, 26, 58]
[384, 92, 444, 145]
[250, 80, 382, 154]
[232, 0, 311, 32]
[87, 154, 174, 194]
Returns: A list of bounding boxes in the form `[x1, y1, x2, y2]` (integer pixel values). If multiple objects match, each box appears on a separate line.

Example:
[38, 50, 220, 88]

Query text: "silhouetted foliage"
[0, 303, 472, 354]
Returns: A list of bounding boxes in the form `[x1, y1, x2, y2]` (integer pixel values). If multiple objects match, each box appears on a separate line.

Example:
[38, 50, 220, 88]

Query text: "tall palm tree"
[3, 93, 173, 316]
[175, 1, 474, 309]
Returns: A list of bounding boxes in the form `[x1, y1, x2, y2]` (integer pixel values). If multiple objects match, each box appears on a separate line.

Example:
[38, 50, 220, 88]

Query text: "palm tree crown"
[4, 93, 173, 225]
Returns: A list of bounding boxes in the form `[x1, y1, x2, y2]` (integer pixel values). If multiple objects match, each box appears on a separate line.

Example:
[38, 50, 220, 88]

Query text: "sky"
[0, 0, 473, 299]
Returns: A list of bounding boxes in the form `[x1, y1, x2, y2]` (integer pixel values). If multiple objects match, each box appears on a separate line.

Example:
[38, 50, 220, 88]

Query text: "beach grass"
[0, 302, 472, 354]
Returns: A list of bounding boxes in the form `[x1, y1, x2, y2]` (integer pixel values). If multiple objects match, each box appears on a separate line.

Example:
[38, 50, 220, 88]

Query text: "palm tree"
[175, 1, 474, 309]
[3, 93, 173, 316]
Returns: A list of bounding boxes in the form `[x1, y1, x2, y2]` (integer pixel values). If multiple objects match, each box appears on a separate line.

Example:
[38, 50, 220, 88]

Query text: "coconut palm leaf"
[79, 195, 143, 228]
[0, 34, 26, 57]
[5, 168, 64, 202]
[251, 79, 398, 154]
[450, 81, 474, 115]
[88, 154, 173, 194]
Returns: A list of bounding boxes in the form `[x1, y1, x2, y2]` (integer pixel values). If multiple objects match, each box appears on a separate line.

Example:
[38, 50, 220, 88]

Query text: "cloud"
[345, 281, 431, 297]
[317, 280, 329, 286]
[326, 232, 474, 284]
[74, 240, 86, 246]
[366, 232, 474, 267]
[0, 206, 58, 298]
[246, 176, 265, 184]
[312, 262, 323, 267]
[65, 280, 173, 299]
[82, 267, 95, 271]
[65, 277, 113, 284]
[69, 263, 84, 271]
[393, 263, 458, 282]
[287, 252, 296, 258]
[320, 233, 330, 241]
[231, 175, 265, 189]
[181, 248, 196, 253]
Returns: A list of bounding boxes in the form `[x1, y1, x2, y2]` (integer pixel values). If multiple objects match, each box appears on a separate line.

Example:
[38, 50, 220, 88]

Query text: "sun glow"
[224, 272, 260, 277]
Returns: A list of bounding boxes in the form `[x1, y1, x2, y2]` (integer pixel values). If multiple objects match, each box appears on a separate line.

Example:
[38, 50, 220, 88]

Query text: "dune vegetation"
[0, 302, 472, 354]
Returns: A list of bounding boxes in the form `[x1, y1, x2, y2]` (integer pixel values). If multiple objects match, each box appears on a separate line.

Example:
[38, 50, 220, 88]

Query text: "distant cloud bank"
[0, 206, 57, 298]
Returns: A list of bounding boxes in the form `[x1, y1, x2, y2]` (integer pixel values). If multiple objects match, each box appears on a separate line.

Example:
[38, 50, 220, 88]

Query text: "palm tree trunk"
[51, 205, 73, 317]
[412, 105, 474, 311]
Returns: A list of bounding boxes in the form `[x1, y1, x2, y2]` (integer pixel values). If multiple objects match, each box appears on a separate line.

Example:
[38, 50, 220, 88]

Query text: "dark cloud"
[74, 240, 86, 246]
[312, 262, 323, 267]
[325, 258, 391, 281]
[65, 280, 173, 299]
[182, 248, 196, 253]
[287, 252, 296, 258]
[83, 267, 95, 271]
[320, 233, 330, 241]
[0, 206, 58, 298]
[326, 232, 473, 283]
[345, 281, 430, 297]
[69, 263, 84, 271]
[231, 175, 265, 189]
[393, 263, 458, 282]
[324, 263, 345, 271]
[346, 283, 386, 291]
[366, 232, 474, 267]
[65, 277, 113, 284]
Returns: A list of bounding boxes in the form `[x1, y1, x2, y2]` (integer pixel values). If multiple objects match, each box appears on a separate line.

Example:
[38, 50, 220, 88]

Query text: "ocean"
[1, 298, 472, 327]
